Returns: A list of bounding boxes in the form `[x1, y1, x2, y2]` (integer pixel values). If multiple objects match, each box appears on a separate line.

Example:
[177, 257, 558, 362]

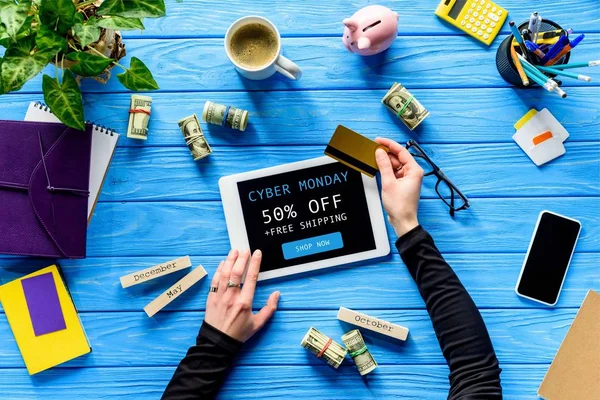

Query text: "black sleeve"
[397, 225, 502, 399]
[161, 321, 243, 400]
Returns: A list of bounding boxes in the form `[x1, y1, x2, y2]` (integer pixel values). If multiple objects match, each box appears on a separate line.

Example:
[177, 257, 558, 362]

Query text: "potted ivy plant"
[0, 0, 165, 130]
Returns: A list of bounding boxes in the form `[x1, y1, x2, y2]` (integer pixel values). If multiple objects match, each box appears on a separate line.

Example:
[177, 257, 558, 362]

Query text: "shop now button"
[282, 232, 344, 260]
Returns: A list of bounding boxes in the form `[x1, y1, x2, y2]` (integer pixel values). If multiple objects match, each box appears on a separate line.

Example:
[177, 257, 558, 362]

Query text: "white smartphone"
[515, 211, 582, 306]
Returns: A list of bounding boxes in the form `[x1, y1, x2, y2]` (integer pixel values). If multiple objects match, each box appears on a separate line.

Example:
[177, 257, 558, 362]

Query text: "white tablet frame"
[219, 156, 390, 280]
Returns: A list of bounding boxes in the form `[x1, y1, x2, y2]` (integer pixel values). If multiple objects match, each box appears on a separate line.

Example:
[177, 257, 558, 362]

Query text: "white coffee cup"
[225, 16, 302, 81]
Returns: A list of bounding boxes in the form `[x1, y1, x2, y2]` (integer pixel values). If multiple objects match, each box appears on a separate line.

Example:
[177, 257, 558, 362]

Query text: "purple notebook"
[0, 120, 92, 258]
[21, 272, 67, 336]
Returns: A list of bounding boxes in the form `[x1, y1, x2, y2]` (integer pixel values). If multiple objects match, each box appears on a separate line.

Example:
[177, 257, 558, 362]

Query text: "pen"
[521, 29, 533, 43]
[541, 35, 570, 64]
[536, 65, 592, 82]
[545, 34, 585, 66]
[549, 60, 600, 69]
[509, 21, 532, 63]
[528, 12, 542, 42]
[510, 45, 529, 86]
[525, 40, 545, 59]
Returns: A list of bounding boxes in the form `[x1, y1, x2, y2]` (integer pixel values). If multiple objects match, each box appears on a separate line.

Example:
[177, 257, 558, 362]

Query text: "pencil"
[550, 60, 600, 69]
[510, 45, 529, 86]
[518, 55, 568, 98]
[536, 65, 592, 82]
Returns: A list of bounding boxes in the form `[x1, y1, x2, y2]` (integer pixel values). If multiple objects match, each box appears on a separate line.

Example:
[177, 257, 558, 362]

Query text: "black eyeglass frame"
[405, 139, 470, 216]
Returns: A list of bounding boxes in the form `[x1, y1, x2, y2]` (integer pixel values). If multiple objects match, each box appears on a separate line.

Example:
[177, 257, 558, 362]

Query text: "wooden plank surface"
[121, 0, 600, 37]
[0, 0, 599, 398]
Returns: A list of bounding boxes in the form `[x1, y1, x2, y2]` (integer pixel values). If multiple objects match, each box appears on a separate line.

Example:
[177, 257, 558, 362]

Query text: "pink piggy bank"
[343, 5, 399, 56]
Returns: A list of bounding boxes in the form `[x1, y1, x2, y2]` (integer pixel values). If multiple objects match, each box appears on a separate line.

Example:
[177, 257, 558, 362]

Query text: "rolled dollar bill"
[341, 329, 377, 376]
[301, 326, 347, 369]
[202, 101, 249, 131]
[177, 114, 212, 161]
[127, 95, 152, 140]
[381, 82, 429, 131]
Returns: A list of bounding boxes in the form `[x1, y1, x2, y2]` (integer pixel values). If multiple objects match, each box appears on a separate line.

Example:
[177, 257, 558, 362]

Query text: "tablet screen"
[236, 162, 377, 272]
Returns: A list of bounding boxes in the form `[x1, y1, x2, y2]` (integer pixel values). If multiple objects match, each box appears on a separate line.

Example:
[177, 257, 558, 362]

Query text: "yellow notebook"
[0, 265, 91, 375]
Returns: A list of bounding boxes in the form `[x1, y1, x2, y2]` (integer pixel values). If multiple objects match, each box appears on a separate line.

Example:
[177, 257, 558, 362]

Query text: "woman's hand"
[205, 249, 280, 342]
[374, 137, 424, 237]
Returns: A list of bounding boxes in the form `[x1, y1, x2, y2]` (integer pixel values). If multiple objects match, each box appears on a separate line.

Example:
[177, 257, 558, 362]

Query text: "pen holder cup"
[496, 20, 570, 87]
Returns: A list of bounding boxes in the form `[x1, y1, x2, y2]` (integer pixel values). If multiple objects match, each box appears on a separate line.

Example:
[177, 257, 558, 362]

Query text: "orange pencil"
[510, 45, 529, 86]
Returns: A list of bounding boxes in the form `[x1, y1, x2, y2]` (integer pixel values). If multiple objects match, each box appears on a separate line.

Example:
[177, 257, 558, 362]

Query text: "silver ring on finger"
[227, 279, 241, 288]
[209, 286, 218, 293]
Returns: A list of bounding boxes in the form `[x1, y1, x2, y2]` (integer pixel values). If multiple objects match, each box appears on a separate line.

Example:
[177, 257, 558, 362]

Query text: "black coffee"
[230, 23, 278, 68]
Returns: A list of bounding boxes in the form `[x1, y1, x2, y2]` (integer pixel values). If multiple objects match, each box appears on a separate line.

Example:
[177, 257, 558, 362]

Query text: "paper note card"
[120, 256, 192, 288]
[21, 273, 66, 336]
[337, 307, 409, 341]
[144, 265, 207, 317]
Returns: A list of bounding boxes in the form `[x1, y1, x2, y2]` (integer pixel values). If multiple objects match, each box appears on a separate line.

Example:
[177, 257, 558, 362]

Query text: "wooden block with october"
[337, 307, 409, 341]
[143, 265, 207, 317]
[120, 256, 192, 288]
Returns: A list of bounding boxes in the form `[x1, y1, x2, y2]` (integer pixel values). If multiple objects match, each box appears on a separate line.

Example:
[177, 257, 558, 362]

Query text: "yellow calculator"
[435, 0, 508, 46]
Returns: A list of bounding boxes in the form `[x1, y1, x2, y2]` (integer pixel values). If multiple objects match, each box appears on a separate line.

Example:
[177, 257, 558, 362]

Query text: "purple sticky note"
[21, 272, 67, 336]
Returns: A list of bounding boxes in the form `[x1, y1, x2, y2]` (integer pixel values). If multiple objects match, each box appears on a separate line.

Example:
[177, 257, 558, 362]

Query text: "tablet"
[219, 157, 390, 280]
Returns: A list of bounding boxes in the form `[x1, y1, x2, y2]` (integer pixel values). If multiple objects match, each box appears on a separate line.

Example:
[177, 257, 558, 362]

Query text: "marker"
[536, 65, 592, 82]
[545, 34, 585, 66]
[528, 12, 542, 42]
[550, 60, 600, 69]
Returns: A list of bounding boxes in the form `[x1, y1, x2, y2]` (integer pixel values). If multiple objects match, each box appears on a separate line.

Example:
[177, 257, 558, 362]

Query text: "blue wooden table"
[1, 1, 599, 398]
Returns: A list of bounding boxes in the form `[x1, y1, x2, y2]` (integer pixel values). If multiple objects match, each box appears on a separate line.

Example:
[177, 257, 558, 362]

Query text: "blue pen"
[541, 35, 570, 64]
[509, 21, 533, 63]
[525, 40, 545, 59]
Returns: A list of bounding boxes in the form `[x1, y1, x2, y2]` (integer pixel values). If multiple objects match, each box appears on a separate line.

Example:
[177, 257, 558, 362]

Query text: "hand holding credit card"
[324, 125, 389, 177]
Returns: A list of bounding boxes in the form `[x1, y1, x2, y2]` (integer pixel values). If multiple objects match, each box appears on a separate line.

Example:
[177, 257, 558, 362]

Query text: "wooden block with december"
[120, 256, 192, 288]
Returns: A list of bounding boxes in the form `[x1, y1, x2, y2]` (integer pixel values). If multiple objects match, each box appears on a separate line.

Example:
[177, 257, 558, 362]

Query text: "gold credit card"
[324, 125, 389, 178]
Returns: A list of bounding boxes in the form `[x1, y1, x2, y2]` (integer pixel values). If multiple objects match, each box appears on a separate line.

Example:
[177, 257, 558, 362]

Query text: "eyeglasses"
[405, 139, 470, 216]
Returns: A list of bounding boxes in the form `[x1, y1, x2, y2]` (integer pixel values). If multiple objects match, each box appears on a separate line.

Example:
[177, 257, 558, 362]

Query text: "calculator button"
[484, 34, 489, 39]
[469, 17, 475, 23]
[490, 22, 496, 27]
[473, 12, 478, 17]
[482, 10, 487, 15]
[464, 14, 469, 19]
[471, 2, 476, 7]
[497, 10, 503, 15]
[479, 16, 484, 20]
[484, 18, 490, 23]
[489, 14, 499, 22]
[466, 23, 472, 29]
[467, 9, 473, 14]
[491, 6, 497, 11]
[475, 21, 481, 26]
[472, 27, 477, 33]
[477, 30, 483, 36]
[480, 0, 485, 5]
[486, 3, 491, 8]
[476, 6, 481, 11]
[481, 24, 487, 29]
[461, 20, 466, 26]
[486, 28, 493, 33]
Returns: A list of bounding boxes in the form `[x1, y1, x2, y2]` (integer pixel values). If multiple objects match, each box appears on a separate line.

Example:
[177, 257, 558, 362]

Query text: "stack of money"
[202, 101, 249, 131]
[177, 114, 212, 161]
[381, 82, 430, 131]
[300, 326, 347, 369]
[341, 329, 377, 375]
[127, 95, 152, 140]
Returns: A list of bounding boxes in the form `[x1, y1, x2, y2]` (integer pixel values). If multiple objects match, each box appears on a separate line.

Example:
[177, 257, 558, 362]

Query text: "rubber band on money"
[129, 109, 151, 115]
[317, 338, 333, 358]
[222, 106, 231, 126]
[349, 345, 368, 358]
[396, 96, 414, 118]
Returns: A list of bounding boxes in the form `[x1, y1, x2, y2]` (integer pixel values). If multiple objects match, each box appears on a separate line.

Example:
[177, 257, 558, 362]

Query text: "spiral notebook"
[24, 102, 119, 223]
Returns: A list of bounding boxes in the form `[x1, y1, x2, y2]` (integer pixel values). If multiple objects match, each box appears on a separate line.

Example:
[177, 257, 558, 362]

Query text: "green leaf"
[0, 0, 31, 42]
[97, 0, 166, 19]
[65, 51, 113, 76]
[36, 25, 67, 54]
[42, 71, 85, 131]
[40, 0, 76, 34]
[116, 57, 159, 91]
[73, 23, 100, 47]
[0, 36, 53, 93]
[88, 16, 145, 31]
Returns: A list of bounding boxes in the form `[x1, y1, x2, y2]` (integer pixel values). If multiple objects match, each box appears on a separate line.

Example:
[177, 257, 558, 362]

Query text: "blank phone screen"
[517, 212, 581, 304]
